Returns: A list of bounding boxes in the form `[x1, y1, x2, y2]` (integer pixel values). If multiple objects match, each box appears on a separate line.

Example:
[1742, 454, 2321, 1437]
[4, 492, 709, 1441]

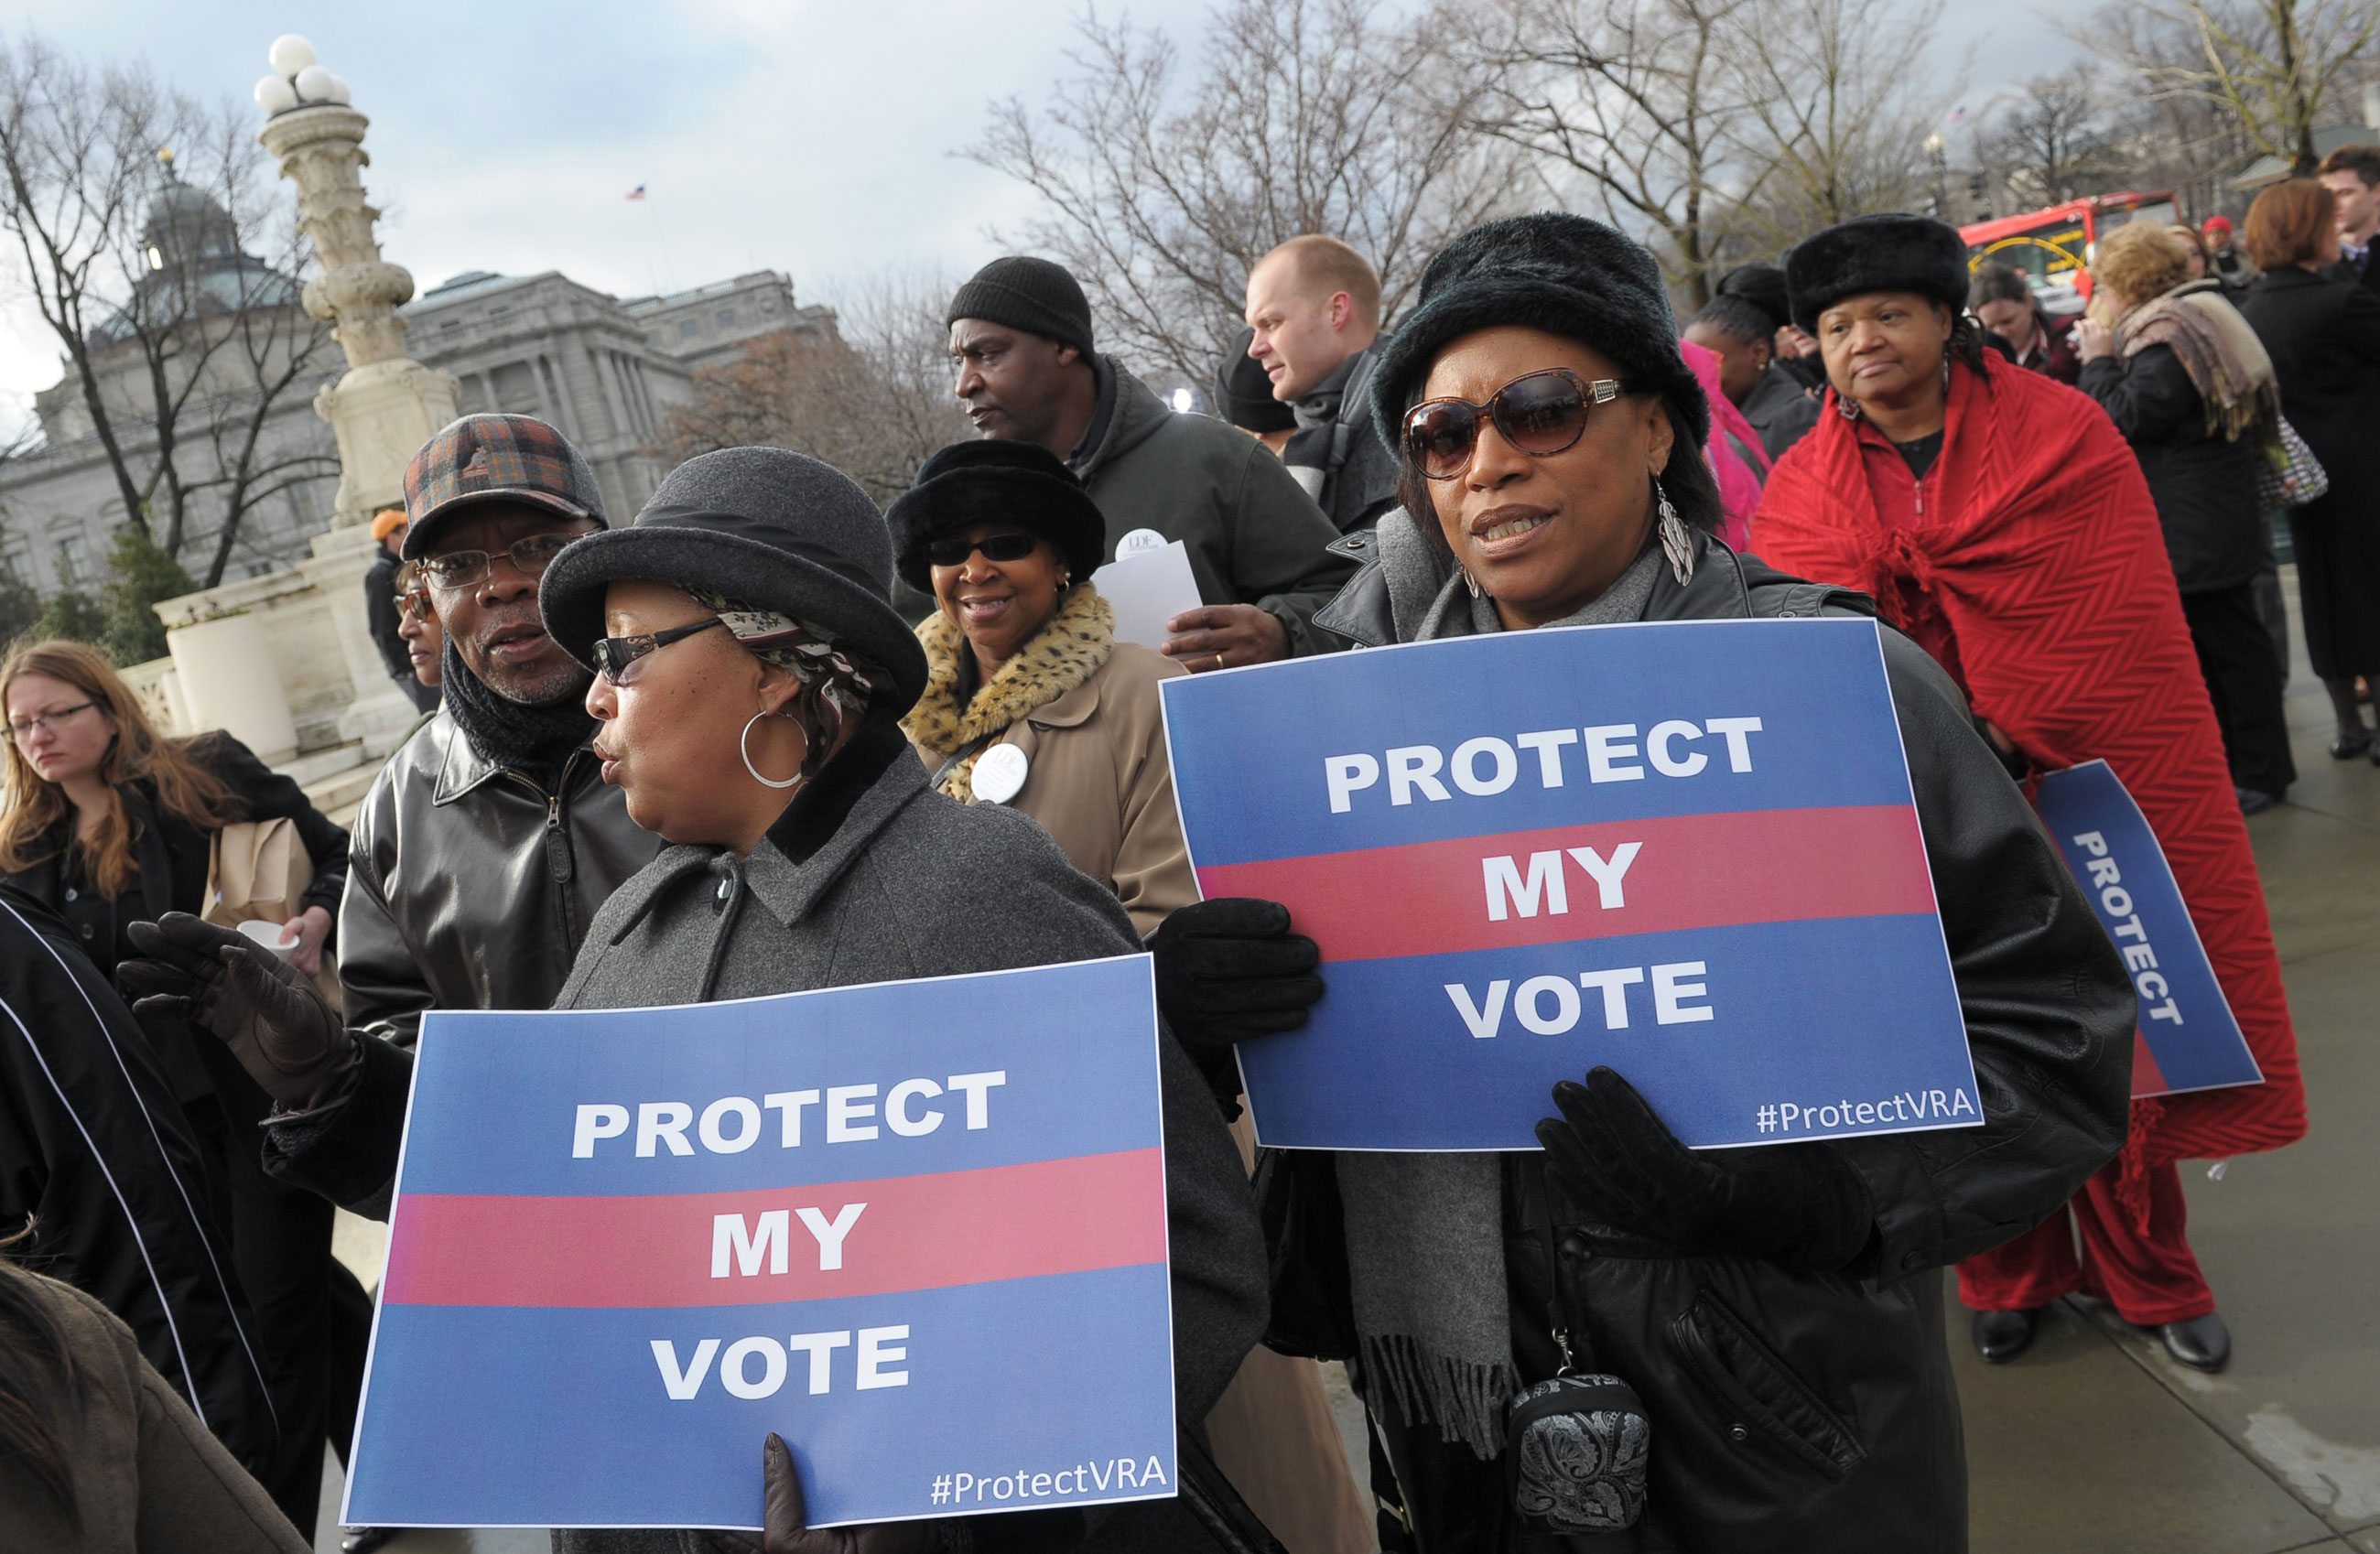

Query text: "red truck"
[1959, 191, 2180, 314]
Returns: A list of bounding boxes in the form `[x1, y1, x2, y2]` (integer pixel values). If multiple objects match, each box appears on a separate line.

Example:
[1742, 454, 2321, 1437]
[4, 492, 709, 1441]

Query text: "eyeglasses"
[420, 533, 581, 593]
[590, 617, 726, 685]
[399, 588, 435, 623]
[1402, 370, 1641, 481]
[5, 700, 97, 743]
[925, 532, 1041, 568]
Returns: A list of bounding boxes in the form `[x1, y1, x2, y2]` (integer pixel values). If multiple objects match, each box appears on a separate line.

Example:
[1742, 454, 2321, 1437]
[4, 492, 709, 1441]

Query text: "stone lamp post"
[254, 34, 458, 527]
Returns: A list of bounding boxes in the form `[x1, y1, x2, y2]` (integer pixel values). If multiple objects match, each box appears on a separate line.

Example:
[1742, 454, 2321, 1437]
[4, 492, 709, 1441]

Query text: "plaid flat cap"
[400, 414, 608, 558]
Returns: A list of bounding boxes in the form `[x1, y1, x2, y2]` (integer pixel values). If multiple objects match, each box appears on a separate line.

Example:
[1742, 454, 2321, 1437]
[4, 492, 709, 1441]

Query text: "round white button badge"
[1115, 527, 1167, 557]
[971, 743, 1031, 805]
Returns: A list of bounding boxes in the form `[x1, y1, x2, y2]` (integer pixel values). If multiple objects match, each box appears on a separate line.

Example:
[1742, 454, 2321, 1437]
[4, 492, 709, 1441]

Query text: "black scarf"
[437, 641, 597, 791]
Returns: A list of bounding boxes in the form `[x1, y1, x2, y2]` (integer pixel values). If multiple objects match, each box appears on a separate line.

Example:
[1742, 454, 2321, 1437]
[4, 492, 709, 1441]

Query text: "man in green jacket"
[947, 256, 1355, 665]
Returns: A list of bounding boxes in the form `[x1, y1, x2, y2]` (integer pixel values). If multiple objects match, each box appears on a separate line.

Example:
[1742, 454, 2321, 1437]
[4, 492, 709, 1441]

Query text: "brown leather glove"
[117, 912, 353, 1109]
[705, 1434, 944, 1554]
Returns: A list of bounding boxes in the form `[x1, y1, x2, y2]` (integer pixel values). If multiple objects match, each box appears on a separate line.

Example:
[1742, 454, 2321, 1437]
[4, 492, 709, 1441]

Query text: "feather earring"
[1656, 477, 1694, 586]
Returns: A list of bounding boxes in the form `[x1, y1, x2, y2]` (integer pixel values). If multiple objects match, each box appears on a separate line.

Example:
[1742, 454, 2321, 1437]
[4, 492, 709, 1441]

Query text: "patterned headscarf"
[685, 587, 887, 779]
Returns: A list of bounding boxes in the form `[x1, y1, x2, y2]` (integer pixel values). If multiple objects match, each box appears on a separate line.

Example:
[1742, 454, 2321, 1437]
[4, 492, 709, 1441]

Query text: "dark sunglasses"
[420, 532, 582, 593]
[925, 531, 1041, 568]
[590, 617, 726, 685]
[1402, 369, 1641, 481]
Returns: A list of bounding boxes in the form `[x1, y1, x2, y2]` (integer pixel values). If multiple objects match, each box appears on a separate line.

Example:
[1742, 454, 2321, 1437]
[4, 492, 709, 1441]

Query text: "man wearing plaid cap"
[333, 415, 663, 1058]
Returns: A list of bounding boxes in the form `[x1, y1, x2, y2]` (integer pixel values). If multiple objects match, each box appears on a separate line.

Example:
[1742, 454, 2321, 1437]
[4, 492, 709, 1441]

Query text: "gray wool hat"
[1368, 212, 1711, 460]
[538, 448, 929, 716]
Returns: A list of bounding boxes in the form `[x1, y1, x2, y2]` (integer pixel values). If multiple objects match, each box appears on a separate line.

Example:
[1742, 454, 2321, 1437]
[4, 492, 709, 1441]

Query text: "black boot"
[1971, 1307, 2040, 1364]
[2158, 1312, 2231, 1373]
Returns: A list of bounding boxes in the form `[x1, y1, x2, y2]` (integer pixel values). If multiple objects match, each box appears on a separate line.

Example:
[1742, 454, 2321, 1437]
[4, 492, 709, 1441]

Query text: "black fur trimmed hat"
[885, 438, 1110, 593]
[1368, 212, 1710, 460]
[1783, 214, 1970, 335]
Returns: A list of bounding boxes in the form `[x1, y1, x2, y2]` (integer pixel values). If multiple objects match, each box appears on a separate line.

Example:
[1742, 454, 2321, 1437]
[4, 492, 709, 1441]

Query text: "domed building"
[0, 163, 828, 602]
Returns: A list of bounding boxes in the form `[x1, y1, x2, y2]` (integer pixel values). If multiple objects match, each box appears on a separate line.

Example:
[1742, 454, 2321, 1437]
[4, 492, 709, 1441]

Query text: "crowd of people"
[5, 148, 2366, 1552]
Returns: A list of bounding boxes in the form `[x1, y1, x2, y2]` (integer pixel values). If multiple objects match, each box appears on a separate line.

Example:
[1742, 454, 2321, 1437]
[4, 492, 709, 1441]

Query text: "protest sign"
[342, 955, 1176, 1532]
[2033, 761, 2263, 1097]
[1093, 539, 1203, 653]
[1161, 617, 1980, 1151]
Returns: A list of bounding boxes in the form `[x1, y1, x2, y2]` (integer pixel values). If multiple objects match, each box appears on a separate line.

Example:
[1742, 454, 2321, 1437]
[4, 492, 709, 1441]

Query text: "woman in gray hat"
[118, 447, 1268, 1554]
[1259, 212, 2135, 1550]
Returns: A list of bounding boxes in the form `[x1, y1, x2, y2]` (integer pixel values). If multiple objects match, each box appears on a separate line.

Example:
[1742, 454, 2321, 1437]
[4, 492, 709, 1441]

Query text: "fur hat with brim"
[1368, 212, 1710, 460]
[1784, 214, 1970, 335]
[885, 439, 1109, 593]
[539, 447, 928, 717]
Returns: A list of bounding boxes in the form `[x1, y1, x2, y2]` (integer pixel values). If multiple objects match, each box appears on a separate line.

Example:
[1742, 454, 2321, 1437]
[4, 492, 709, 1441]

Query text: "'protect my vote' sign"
[342, 955, 1177, 1532]
[1161, 617, 1981, 1151]
[2033, 760, 2264, 1097]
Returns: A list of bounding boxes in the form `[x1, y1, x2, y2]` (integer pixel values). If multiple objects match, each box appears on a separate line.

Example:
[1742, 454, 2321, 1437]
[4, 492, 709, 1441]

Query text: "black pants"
[2183, 583, 2297, 797]
[189, 1063, 374, 1533]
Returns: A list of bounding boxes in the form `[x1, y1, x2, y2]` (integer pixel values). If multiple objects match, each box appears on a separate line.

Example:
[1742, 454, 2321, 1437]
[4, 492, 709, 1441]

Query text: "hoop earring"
[1654, 476, 1695, 585]
[1836, 393, 1862, 421]
[740, 711, 801, 791]
[1459, 565, 1483, 599]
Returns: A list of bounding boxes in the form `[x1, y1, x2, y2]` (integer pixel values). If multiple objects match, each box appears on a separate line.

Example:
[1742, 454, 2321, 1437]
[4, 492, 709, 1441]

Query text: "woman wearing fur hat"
[887, 439, 1195, 936]
[887, 437, 1371, 1554]
[1263, 211, 2134, 1550]
[1751, 213, 2309, 1376]
[117, 447, 1268, 1554]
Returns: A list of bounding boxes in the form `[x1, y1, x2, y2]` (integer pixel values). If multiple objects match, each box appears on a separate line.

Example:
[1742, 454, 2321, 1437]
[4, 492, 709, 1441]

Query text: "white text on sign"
[1325, 718, 1765, 814]
[571, 1072, 1009, 1158]
[2072, 831, 2182, 1024]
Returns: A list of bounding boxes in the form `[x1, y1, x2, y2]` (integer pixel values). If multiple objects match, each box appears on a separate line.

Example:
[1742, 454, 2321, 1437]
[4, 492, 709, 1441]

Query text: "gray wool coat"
[551, 716, 1266, 1554]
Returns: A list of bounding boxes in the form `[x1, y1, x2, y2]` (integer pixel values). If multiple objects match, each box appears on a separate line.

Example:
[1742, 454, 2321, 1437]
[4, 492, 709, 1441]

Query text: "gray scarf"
[1336, 507, 1663, 1458]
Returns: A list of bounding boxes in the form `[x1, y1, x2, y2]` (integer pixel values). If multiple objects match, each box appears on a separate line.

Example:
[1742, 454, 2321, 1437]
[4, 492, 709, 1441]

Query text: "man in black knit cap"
[947, 255, 1354, 668]
[338, 415, 663, 1050]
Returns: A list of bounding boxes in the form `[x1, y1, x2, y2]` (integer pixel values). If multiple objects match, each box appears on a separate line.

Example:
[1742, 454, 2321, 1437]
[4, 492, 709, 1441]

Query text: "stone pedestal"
[166, 613, 298, 761]
[301, 523, 421, 753]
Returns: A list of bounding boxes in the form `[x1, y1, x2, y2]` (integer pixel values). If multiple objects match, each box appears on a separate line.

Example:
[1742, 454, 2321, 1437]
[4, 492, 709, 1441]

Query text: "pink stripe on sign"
[382, 1149, 1167, 1310]
[1194, 806, 1936, 964]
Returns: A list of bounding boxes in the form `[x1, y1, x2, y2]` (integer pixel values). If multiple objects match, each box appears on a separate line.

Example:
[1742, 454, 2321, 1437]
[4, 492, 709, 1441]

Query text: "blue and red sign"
[1161, 617, 1981, 1151]
[2033, 761, 2263, 1097]
[342, 955, 1178, 1532]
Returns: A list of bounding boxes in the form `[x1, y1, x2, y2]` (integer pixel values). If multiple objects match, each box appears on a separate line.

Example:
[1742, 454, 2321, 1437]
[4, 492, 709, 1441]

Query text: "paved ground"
[310, 578, 2377, 1553]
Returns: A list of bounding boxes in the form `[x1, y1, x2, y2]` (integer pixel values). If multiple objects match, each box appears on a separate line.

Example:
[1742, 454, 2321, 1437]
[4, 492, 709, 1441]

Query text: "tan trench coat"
[906, 596, 1372, 1553]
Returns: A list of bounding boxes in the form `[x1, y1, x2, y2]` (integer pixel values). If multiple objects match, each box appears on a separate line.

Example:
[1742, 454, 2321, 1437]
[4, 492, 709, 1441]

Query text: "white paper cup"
[237, 919, 298, 959]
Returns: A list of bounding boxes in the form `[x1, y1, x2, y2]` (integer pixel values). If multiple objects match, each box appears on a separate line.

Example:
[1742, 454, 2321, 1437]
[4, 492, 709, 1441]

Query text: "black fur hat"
[1783, 214, 1970, 335]
[885, 438, 1110, 593]
[1368, 211, 1710, 459]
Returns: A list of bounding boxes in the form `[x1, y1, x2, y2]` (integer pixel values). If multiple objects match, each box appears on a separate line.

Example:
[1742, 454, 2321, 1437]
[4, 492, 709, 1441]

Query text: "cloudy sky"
[0, 0, 2077, 429]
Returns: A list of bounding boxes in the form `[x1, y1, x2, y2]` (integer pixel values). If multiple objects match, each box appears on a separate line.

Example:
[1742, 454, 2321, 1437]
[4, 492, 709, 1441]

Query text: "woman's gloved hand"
[116, 912, 353, 1109]
[1536, 1066, 1876, 1274]
[1146, 897, 1325, 1055]
[706, 1433, 942, 1553]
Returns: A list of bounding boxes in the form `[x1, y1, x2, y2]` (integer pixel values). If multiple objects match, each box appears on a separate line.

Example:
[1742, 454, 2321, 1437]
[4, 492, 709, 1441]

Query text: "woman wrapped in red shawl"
[1751, 214, 2306, 1375]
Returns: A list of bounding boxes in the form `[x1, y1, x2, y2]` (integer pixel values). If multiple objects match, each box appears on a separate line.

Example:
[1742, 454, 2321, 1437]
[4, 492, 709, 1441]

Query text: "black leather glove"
[1536, 1067, 1875, 1274]
[1147, 897, 1325, 1055]
[705, 1433, 942, 1554]
[117, 912, 353, 1109]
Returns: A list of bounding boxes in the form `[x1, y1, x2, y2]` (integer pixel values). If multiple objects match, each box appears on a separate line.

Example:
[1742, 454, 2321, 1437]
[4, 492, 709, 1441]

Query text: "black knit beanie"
[945, 256, 1095, 358]
[1715, 264, 1792, 333]
[1368, 212, 1710, 459]
[1783, 214, 1970, 335]
[1214, 328, 1295, 434]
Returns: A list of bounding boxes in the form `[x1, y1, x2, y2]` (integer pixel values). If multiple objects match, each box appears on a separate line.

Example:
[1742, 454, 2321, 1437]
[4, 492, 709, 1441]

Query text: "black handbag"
[1507, 1169, 1651, 1532]
[1250, 1146, 1359, 1361]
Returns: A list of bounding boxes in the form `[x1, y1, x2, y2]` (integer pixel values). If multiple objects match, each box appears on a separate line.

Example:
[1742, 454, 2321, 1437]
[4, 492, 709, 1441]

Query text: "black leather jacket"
[338, 711, 662, 1045]
[1297, 528, 2135, 1552]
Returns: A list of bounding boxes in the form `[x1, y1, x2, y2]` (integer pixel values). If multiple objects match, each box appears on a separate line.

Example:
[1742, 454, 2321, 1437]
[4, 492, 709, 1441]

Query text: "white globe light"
[324, 74, 352, 105]
[267, 35, 317, 75]
[293, 64, 336, 103]
[1168, 387, 1195, 413]
[253, 73, 298, 113]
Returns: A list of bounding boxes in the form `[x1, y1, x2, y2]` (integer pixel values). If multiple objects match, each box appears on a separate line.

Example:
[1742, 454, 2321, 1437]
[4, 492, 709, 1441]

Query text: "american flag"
[625, 184, 646, 201]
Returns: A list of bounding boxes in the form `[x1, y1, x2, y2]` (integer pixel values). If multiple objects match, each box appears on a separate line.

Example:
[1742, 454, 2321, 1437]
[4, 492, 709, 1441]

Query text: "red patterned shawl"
[1751, 354, 2305, 1218]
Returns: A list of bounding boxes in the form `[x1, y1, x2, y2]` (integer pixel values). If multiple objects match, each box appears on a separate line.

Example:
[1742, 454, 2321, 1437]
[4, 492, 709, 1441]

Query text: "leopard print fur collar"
[901, 584, 1116, 801]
